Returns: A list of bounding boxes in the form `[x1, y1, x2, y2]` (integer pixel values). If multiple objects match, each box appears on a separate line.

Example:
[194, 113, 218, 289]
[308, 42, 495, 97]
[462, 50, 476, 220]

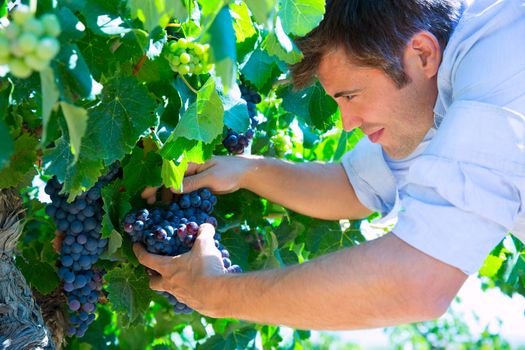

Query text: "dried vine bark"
[0, 188, 56, 350]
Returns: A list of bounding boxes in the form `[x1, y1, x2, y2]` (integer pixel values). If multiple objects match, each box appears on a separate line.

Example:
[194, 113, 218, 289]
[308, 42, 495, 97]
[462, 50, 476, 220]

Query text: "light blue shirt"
[342, 0, 525, 275]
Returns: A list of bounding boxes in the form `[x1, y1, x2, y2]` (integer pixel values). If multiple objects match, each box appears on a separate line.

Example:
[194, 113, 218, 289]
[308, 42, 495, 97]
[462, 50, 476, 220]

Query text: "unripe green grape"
[41, 14, 61, 37]
[18, 32, 38, 54]
[168, 41, 178, 53]
[178, 64, 190, 75]
[0, 37, 10, 58]
[25, 54, 48, 71]
[23, 18, 44, 36]
[36, 37, 60, 60]
[9, 41, 25, 57]
[9, 59, 33, 78]
[12, 5, 33, 25]
[5, 23, 20, 40]
[193, 44, 205, 56]
[177, 38, 188, 49]
[179, 52, 190, 64]
[194, 63, 203, 74]
[171, 55, 181, 66]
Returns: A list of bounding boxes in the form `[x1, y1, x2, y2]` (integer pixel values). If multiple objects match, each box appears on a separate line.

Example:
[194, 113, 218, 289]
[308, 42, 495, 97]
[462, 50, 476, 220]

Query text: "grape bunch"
[0, 5, 61, 78]
[123, 188, 242, 314]
[45, 163, 120, 338]
[222, 84, 262, 154]
[165, 38, 211, 76]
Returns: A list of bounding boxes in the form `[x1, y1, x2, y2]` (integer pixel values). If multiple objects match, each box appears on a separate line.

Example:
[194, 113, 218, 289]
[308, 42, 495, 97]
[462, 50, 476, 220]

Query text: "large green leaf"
[198, 327, 257, 350]
[0, 119, 13, 169]
[82, 76, 157, 164]
[16, 249, 60, 295]
[105, 265, 155, 326]
[262, 25, 303, 65]
[43, 137, 104, 199]
[40, 68, 60, 147]
[53, 43, 93, 101]
[240, 48, 281, 92]
[77, 29, 114, 81]
[122, 147, 163, 197]
[83, 0, 130, 36]
[172, 78, 223, 143]
[205, 6, 237, 91]
[0, 133, 38, 188]
[279, 82, 338, 130]
[128, 0, 184, 32]
[219, 84, 250, 132]
[278, 0, 325, 36]
[101, 179, 132, 239]
[230, 2, 257, 43]
[245, 0, 277, 25]
[60, 101, 88, 162]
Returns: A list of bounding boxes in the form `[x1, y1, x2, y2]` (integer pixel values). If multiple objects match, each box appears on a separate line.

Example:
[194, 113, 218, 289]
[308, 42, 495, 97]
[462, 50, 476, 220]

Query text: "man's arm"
[179, 156, 372, 220]
[134, 227, 467, 330]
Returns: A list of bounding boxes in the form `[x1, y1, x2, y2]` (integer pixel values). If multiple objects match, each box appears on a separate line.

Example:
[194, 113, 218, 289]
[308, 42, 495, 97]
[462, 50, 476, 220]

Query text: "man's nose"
[341, 111, 363, 132]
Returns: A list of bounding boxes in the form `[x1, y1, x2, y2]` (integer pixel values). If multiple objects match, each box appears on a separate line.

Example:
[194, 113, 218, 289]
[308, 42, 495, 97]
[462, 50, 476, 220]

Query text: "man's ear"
[404, 31, 442, 79]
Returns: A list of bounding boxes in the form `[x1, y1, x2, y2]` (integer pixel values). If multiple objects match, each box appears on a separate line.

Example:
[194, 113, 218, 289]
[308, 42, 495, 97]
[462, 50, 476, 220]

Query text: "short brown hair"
[291, 0, 463, 89]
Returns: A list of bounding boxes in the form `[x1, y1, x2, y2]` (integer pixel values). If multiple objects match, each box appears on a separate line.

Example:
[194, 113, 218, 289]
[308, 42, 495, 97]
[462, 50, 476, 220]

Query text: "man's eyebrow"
[333, 89, 362, 98]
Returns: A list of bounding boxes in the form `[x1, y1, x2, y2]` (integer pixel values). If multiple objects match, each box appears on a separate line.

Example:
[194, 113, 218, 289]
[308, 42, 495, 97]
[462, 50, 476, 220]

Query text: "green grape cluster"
[0, 5, 61, 78]
[165, 38, 211, 76]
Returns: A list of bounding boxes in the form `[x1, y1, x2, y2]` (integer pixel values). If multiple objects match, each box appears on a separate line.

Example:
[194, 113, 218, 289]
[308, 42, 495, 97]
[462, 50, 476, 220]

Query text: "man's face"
[318, 47, 437, 159]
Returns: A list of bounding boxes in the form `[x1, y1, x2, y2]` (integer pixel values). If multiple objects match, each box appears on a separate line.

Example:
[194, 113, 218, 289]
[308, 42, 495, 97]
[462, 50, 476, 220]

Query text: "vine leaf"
[82, 76, 157, 164]
[101, 180, 132, 239]
[240, 49, 281, 92]
[60, 102, 88, 162]
[205, 6, 237, 91]
[198, 327, 257, 350]
[278, 0, 325, 37]
[128, 0, 185, 32]
[0, 119, 13, 169]
[172, 78, 224, 143]
[0, 133, 38, 188]
[43, 137, 104, 200]
[279, 82, 338, 129]
[122, 147, 163, 197]
[245, 0, 277, 24]
[105, 265, 154, 326]
[40, 68, 60, 146]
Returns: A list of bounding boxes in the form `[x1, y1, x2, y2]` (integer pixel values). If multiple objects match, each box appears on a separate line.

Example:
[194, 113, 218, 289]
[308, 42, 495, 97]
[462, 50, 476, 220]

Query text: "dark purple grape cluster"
[222, 84, 261, 154]
[123, 188, 242, 314]
[45, 163, 120, 337]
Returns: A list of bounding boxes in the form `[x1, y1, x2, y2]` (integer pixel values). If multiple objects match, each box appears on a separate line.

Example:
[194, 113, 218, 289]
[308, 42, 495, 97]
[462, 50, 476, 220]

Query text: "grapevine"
[0, 5, 60, 78]
[123, 188, 242, 314]
[45, 164, 119, 337]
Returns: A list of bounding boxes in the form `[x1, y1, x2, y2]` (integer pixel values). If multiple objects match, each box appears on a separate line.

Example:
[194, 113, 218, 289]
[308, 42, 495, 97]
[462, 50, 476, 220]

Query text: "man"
[135, 0, 525, 329]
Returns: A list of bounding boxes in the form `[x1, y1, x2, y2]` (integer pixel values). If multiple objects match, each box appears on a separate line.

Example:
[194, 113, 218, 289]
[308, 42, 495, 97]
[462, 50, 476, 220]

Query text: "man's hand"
[141, 155, 256, 203]
[133, 223, 226, 317]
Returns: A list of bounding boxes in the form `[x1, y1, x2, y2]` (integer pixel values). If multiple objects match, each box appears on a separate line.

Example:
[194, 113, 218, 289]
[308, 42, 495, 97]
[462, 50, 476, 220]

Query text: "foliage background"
[0, 0, 523, 348]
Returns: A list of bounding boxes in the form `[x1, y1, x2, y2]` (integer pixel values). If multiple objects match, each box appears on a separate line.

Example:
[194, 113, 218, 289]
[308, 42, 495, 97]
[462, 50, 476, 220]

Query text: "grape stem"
[180, 74, 199, 94]
[133, 54, 148, 76]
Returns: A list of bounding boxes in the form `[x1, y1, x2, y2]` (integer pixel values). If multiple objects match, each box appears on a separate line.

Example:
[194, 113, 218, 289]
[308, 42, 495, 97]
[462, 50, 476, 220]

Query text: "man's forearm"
[241, 157, 371, 220]
[208, 234, 466, 330]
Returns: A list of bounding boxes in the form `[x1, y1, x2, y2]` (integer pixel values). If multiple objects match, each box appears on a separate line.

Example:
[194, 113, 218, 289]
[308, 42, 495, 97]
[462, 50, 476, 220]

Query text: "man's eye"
[343, 95, 355, 101]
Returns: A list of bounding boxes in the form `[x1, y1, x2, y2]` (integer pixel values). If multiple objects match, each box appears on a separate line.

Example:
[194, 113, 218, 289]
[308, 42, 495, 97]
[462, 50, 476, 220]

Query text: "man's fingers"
[194, 223, 217, 251]
[148, 275, 166, 292]
[133, 243, 177, 275]
[141, 186, 158, 199]
[180, 172, 209, 193]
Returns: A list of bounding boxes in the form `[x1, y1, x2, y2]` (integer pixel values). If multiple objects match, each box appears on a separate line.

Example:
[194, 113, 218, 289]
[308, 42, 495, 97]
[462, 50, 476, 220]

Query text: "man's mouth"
[367, 128, 384, 143]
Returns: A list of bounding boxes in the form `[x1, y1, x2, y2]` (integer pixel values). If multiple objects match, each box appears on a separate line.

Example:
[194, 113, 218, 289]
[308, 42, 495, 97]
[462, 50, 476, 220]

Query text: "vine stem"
[133, 54, 148, 76]
[180, 74, 199, 94]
